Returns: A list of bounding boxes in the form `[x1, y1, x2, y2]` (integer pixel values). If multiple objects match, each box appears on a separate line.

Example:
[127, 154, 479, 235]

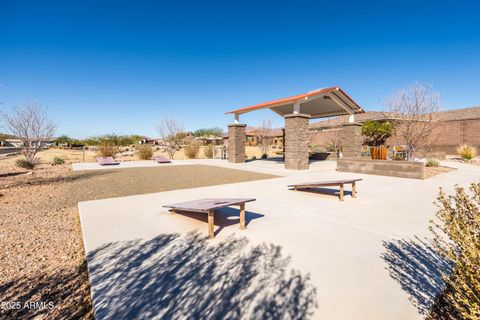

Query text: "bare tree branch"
[258, 118, 272, 156]
[386, 83, 442, 160]
[323, 117, 343, 158]
[156, 116, 184, 159]
[3, 102, 57, 164]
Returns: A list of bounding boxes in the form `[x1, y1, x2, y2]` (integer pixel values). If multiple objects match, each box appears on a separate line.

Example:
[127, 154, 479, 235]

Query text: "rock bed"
[0, 163, 276, 319]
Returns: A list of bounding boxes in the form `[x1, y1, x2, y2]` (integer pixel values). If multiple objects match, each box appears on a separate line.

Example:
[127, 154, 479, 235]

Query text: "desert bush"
[426, 158, 439, 167]
[15, 157, 40, 169]
[203, 144, 214, 159]
[184, 143, 200, 159]
[97, 140, 120, 157]
[52, 157, 65, 165]
[136, 145, 154, 160]
[251, 155, 257, 160]
[456, 144, 477, 161]
[430, 183, 480, 319]
[261, 153, 268, 159]
[361, 120, 393, 146]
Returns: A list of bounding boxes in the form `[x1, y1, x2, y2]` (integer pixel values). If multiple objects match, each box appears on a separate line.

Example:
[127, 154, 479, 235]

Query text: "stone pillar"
[342, 123, 362, 158]
[227, 123, 246, 163]
[284, 113, 311, 170]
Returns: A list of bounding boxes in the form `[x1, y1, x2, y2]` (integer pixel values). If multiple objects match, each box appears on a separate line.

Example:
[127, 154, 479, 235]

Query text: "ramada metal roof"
[226, 86, 365, 119]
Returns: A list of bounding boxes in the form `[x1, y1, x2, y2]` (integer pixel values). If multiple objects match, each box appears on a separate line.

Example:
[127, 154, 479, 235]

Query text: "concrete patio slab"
[78, 160, 480, 319]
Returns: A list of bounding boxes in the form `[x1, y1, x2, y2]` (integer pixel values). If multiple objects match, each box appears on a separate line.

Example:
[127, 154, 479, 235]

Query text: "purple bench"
[153, 155, 171, 163]
[96, 157, 120, 166]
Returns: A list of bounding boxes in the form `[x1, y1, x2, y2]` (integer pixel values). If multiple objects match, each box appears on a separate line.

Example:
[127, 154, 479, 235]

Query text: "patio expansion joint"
[260, 197, 398, 239]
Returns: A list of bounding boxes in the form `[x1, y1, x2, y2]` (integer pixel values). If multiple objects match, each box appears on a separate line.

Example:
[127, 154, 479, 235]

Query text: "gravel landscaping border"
[0, 164, 277, 319]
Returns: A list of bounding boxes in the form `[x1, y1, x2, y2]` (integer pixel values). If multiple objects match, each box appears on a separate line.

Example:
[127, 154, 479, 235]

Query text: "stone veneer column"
[227, 123, 246, 163]
[284, 113, 311, 170]
[341, 123, 362, 158]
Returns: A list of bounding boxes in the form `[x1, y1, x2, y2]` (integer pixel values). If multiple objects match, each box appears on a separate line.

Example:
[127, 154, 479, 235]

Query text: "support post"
[227, 123, 246, 163]
[239, 203, 246, 230]
[293, 101, 300, 114]
[208, 210, 215, 239]
[341, 123, 362, 158]
[284, 113, 311, 170]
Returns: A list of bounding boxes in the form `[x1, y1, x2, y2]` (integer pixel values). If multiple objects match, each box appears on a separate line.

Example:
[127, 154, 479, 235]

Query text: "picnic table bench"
[153, 155, 171, 163]
[288, 179, 362, 201]
[163, 198, 256, 239]
[96, 156, 120, 166]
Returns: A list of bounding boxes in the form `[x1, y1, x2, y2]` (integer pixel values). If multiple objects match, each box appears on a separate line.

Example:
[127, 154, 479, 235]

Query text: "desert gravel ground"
[0, 163, 276, 319]
[423, 165, 455, 179]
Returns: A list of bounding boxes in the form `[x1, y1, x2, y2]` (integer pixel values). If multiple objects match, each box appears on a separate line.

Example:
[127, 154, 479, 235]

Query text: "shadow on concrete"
[245, 157, 285, 164]
[169, 207, 264, 236]
[87, 232, 317, 319]
[381, 237, 452, 315]
[289, 187, 351, 200]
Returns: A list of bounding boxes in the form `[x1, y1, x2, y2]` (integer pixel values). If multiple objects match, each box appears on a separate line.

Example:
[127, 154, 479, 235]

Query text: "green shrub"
[426, 158, 439, 167]
[15, 157, 40, 169]
[137, 145, 154, 160]
[203, 144, 214, 159]
[52, 157, 65, 165]
[361, 120, 393, 146]
[391, 154, 404, 161]
[456, 144, 477, 161]
[184, 143, 200, 159]
[430, 183, 480, 319]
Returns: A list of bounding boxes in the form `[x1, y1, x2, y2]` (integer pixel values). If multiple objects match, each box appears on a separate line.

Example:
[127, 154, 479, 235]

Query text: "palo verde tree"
[54, 134, 73, 147]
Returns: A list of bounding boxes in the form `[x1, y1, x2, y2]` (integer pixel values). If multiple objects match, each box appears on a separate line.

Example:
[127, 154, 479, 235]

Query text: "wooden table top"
[288, 179, 362, 187]
[163, 198, 256, 213]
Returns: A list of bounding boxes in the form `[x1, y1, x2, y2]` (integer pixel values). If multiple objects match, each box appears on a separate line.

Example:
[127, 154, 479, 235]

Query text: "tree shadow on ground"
[5, 170, 112, 188]
[0, 262, 93, 320]
[87, 232, 317, 319]
[0, 171, 28, 178]
[169, 207, 264, 236]
[381, 237, 452, 316]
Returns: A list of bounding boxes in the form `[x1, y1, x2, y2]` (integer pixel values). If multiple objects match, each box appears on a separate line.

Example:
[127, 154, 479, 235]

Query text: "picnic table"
[163, 198, 256, 239]
[288, 179, 362, 201]
[96, 157, 120, 166]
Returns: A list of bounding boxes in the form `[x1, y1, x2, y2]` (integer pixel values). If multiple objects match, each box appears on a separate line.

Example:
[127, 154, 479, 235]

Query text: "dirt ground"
[0, 163, 276, 319]
[0, 146, 281, 166]
[423, 165, 456, 179]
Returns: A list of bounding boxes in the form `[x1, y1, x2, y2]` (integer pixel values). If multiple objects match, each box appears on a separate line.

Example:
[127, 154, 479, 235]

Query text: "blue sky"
[1, 0, 479, 138]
